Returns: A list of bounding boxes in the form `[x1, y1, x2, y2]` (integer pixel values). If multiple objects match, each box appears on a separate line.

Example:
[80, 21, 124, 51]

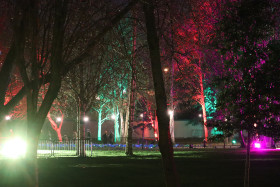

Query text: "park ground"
[0, 148, 280, 187]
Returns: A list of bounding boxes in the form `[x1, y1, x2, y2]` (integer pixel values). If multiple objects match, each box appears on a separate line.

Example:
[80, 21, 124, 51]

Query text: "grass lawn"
[1, 148, 280, 187]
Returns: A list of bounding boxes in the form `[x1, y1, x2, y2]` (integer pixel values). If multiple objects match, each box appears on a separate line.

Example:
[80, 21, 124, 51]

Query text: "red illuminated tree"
[47, 110, 64, 142]
[168, 0, 219, 141]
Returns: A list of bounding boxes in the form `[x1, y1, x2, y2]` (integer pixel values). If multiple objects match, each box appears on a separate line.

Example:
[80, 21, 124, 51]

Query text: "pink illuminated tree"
[213, 1, 278, 186]
[169, 0, 219, 141]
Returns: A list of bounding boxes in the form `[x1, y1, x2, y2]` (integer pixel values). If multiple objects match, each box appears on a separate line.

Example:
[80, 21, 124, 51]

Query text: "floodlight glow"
[232, 140, 237, 144]
[1, 137, 27, 158]
[5, 116, 11, 120]
[56, 117, 62, 122]
[163, 68, 169, 72]
[111, 114, 116, 120]
[83, 116, 89, 122]
[140, 114, 143, 118]
[168, 110, 174, 116]
[254, 142, 261, 149]
[198, 114, 202, 117]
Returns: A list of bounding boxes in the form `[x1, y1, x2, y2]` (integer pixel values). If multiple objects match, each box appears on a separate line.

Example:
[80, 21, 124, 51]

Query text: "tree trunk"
[97, 109, 103, 141]
[143, 2, 179, 186]
[120, 109, 125, 141]
[198, 59, 208, 141]
[201, 104, 208, 141]
[240, 131, 246, 148]
[125, 9, 137, 156]
[25, 116, 46, 187]
[169, 112, 175, 143]
[114, 107, 120, 142]
[244, 131, 251, 187]
[123, 101, 130, 144]
[56, 129, 62, 142]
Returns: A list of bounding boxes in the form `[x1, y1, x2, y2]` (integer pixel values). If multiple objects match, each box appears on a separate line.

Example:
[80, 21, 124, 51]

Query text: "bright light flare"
[56, 117, 62, 122]
[111, 114, 116, 120]
[254, 142, 261, 149]
[168, 110, 174, 116]
[1, 137, 27, 159]
[5, 116, 11, 120]
[83, 116, 89, 122]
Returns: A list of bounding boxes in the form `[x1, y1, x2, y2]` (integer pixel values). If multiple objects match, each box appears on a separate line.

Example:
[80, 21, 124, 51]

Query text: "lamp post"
[80, 115, 89, 157]
[140, 113, 144, 149]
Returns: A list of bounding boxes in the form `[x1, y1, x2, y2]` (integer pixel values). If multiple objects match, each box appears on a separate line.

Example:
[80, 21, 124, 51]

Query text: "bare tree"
[143, 1, 179, 186]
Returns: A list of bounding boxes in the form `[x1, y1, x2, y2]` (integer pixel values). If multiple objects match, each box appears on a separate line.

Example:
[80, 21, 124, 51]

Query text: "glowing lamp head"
[140, 114, 143, 118]
[254, 142, 261, 149]
[168, 110, 174, 116]
[232, 140, 237, 144]
[111, 114, 116, 120]
[1, 137, 27, 159]
[198, 114, 202, 118]
[83, 116, 89, 122]
[163, 68, 169, 72]
[56, 117, 62, 122]
[5, 116, 11, 120]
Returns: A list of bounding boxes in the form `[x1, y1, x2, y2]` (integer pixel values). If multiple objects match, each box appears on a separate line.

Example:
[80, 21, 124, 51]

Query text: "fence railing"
[37, 139, 94, 157]
[1, 138, 278, 158]
[36, 139, 244, 158]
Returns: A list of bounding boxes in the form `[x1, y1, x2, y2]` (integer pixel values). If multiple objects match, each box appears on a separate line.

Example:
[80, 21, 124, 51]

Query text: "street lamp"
[198, 114, 202, 118]
[163, 68, 169, 72]
[56, 117, 62, 122]
[111, 114, 116, 120]
[168, 110, 174, 116]
[83, 116, 89, 122]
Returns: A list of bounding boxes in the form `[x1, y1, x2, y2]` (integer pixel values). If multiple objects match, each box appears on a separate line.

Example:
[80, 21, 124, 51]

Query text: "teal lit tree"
[93, 97, 111, 141]
[204, 86, 216, 120]
[92, 21, 132, 143]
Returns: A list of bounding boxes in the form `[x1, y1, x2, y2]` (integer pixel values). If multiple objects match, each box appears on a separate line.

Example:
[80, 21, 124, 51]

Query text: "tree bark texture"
[244, 131, 251, 187]
[143, 2, 179, 186]
[125, 10, 137, 155]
